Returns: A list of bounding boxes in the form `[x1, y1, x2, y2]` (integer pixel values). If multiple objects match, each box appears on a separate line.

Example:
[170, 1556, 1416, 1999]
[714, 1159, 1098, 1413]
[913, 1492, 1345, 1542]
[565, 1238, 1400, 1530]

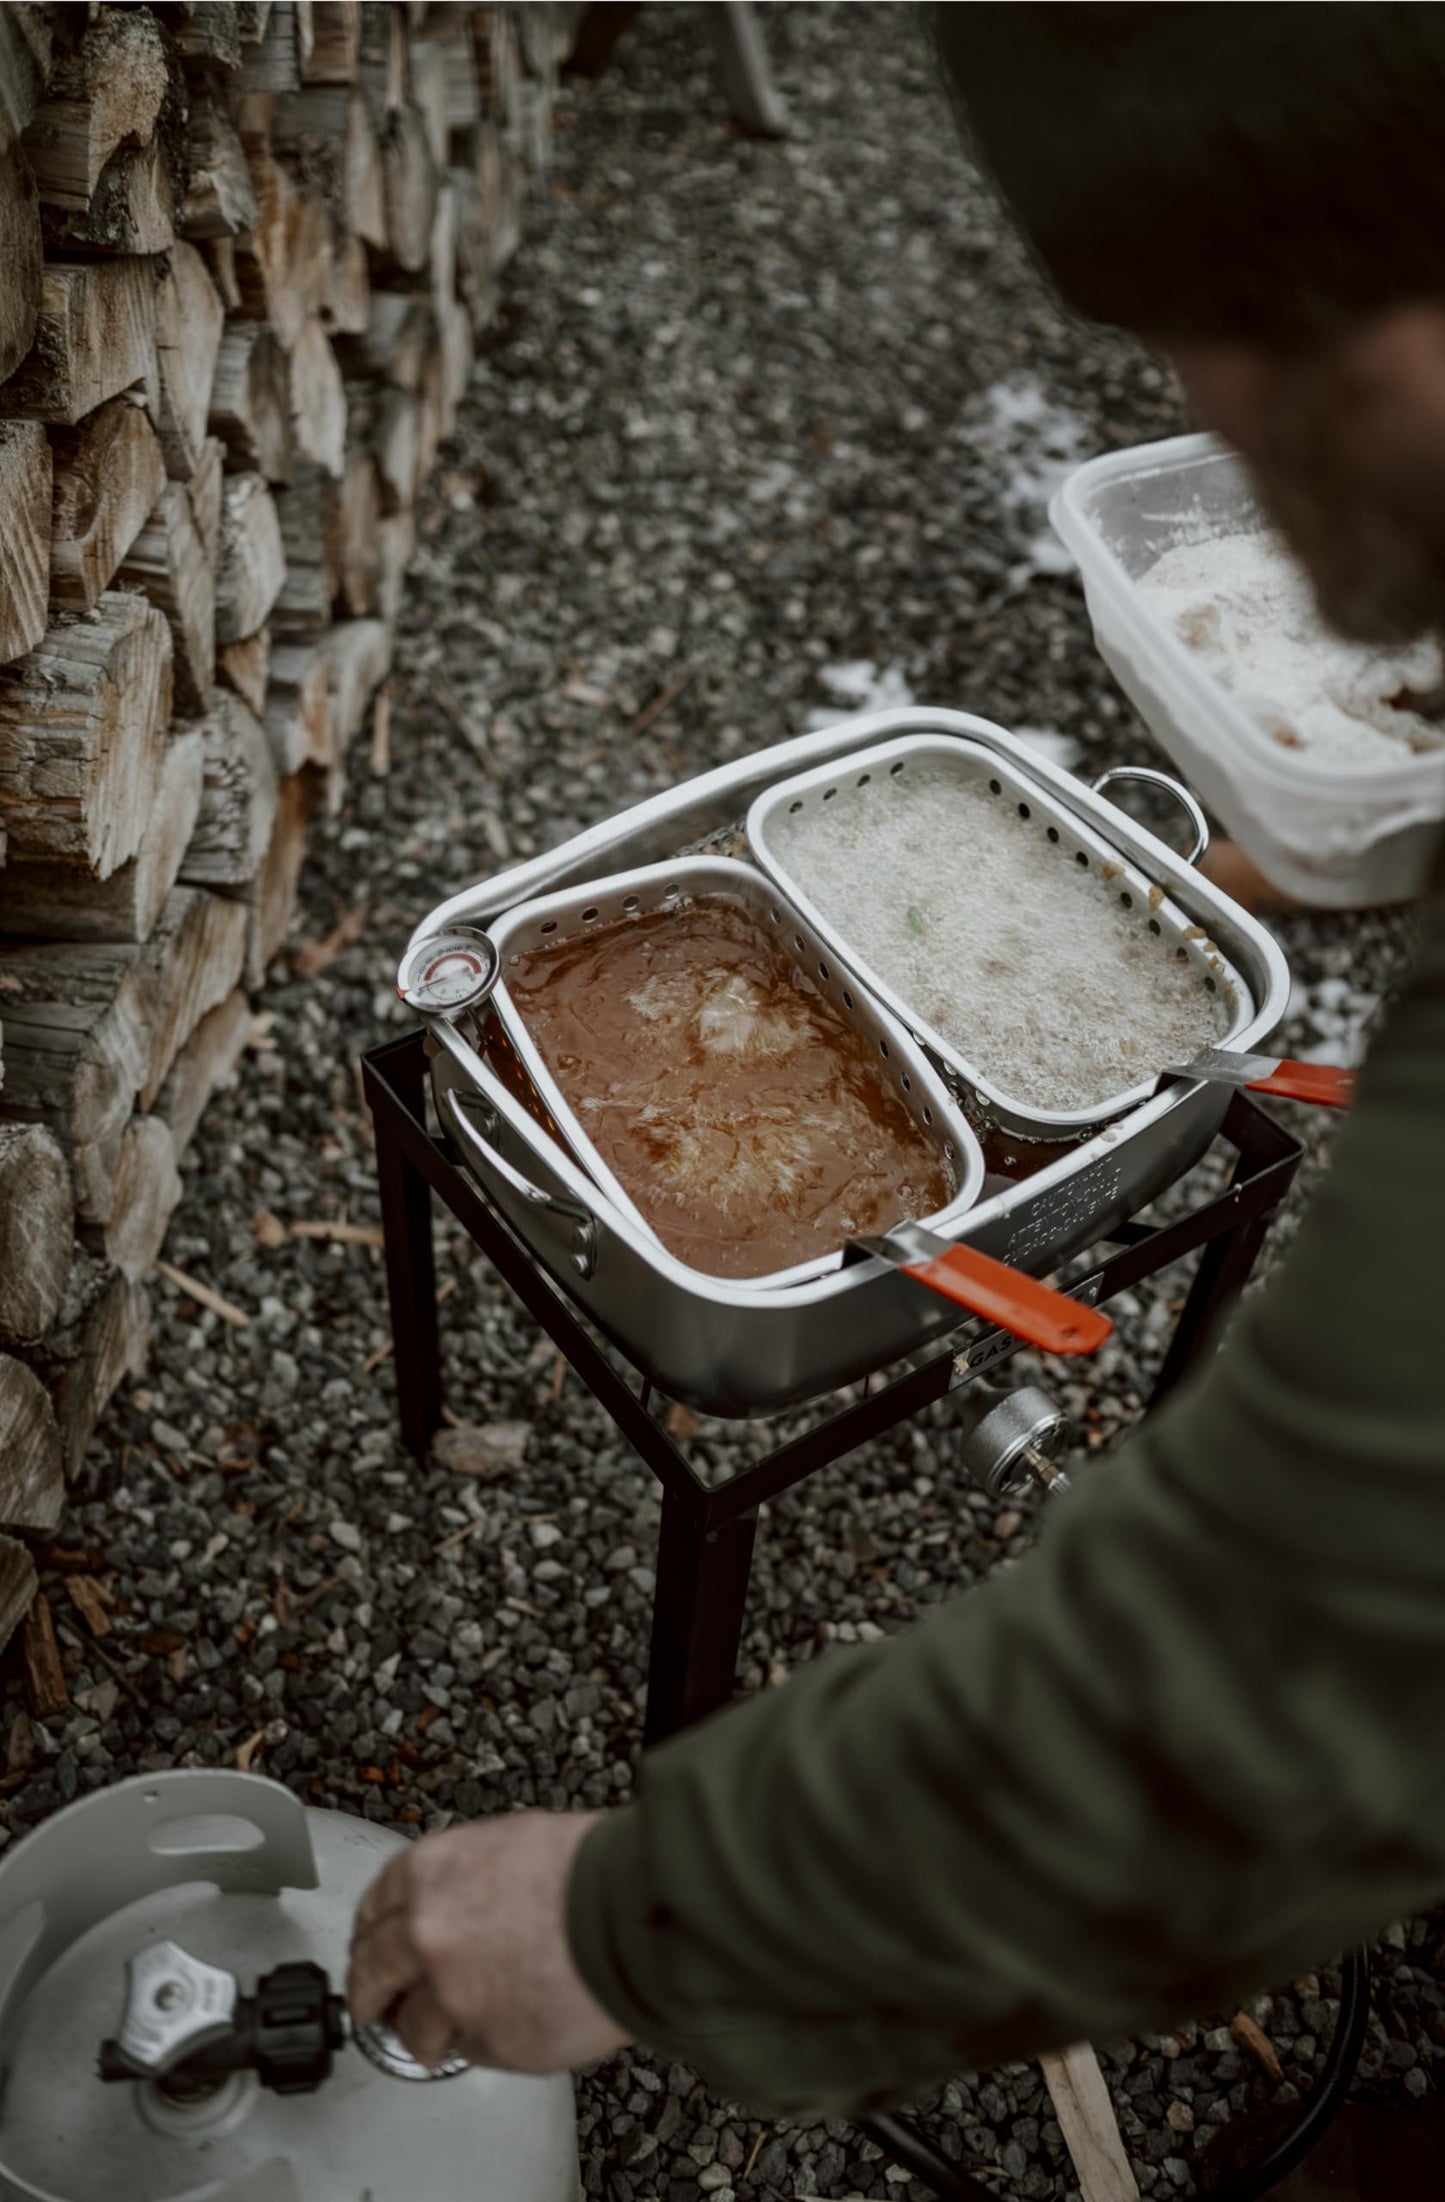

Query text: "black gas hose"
[861, 1944, 1371, 2202]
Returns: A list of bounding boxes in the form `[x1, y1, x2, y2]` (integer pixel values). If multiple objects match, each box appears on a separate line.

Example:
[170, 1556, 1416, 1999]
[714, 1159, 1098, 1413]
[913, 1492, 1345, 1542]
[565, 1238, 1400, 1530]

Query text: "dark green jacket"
[569, 898, 1445, 2113]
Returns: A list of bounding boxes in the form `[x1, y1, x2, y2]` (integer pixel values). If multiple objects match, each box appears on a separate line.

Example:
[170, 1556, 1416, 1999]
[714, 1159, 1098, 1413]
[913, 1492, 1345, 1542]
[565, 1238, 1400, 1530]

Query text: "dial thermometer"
[396, 926, 501, 1017]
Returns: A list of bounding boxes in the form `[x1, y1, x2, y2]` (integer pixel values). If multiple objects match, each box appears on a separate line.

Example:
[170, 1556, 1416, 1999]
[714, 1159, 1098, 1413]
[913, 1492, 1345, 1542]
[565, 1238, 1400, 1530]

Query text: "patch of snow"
[971, 374, 1091, 585]
[1012, 724, 1083, 772]
[805, 659, 918, 732]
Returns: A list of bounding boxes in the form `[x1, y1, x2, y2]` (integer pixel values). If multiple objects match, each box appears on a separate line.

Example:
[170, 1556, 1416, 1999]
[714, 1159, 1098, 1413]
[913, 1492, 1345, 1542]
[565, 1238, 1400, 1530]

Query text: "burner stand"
[363, 1031, 1303, 1750]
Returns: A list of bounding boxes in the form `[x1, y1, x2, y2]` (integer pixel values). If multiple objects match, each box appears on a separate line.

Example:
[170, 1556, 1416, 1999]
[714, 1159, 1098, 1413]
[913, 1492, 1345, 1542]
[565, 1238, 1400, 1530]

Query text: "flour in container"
[772, 773, 1229, 1113]
[1139, 531, 1445, 764]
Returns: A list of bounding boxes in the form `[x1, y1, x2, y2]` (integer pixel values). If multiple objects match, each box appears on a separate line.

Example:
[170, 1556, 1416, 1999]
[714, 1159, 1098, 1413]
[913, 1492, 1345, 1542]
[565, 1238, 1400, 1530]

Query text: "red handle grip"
[1247, 1060, 1357, 1109]
[900, 1243, 1113, 1356]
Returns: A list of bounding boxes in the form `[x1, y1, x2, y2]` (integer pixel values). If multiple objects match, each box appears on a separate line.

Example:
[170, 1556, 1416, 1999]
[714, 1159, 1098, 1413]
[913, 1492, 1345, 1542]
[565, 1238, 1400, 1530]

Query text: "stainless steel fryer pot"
[410, 709, 1291, 1417]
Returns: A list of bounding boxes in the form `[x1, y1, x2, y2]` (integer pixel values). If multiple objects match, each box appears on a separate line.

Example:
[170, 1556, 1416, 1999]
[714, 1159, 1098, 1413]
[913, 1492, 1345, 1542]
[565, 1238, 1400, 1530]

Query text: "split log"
[0, 1357, 63, 1532]
[40, 136, 175, 255]
[271, 464, 340, 636]
[0, 146, 41, 389]
[415, 20, 478, 146]
[452, 137, 503, 323]
[99, 1115, 182, 1282]
[340, 289, 435, 389]
[154, 986, 249, 1156]
[358, 1, 407, 115]
[0, 422, 51, 666]
[327, 230, 371, 337]
[302, 2, 360, 85]
[0, 728, 205, 946]
[0, 591, 172, 876]
[0, 150, 43, 385]
[338, 446, 380, 614]
[0, 259, 157, 426]
[243, 1, 303, 94]
[376, 507, 415, 623]
[380, 99, 439, 273]
[0, 1124, 72, 1345]
[289, 316, 346, 478]
[0, 6, 55, 154]
[271, 84, 385, 246]
[189, 437, 225, 571]
[180, 92, 259, 239]
[238, 5, 278, 45]
[22, 8, 170, 210]
[0, 1545, 38, 1664]
[137, 887, 250, 1106]
[235, 138, 306, 350]
[204, 234, 242, 312]
[48, 396, 166, 611]
[115, 479, 215, 716]
[366, 385, 416, 512]
[154, 243, 226, 480]
[209, 322, 293, 482]
[471, 6, 522, 132]
[180, 691, 279, 889]
[264, 640, 331, 774]
[440, 292, 474, 422]
[216, 473, 286, 644]
[429, 176, 457, 311]
[27, 1250, 150, 1478]
[174, 7, 245, 72]
[0, 941, 151, 1221]
[410, 42, 451, 171]
[290, 187, 337, 328]
[247, 768, 316, 985]
[217, 625, 271, 716]
[326, 618, 391, 755]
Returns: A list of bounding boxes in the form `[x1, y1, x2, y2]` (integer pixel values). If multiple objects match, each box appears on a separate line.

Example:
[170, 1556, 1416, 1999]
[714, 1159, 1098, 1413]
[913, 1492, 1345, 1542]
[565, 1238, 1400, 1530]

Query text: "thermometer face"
[397, 929, 500, 1015]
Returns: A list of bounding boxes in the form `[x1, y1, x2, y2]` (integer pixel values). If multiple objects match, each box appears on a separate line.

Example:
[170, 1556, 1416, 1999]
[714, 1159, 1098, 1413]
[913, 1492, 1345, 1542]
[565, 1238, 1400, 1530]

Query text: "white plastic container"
[1051, 431, 1445, 905]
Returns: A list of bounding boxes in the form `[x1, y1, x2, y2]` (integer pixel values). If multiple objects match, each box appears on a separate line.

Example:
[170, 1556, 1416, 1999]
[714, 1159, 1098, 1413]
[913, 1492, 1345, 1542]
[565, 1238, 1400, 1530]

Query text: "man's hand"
[347, 1809, 631, 2073]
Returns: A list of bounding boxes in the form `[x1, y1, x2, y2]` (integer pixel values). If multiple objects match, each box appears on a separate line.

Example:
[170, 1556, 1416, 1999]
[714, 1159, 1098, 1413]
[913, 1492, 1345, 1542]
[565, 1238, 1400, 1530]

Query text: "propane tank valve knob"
[100, 1940, 347, 2096]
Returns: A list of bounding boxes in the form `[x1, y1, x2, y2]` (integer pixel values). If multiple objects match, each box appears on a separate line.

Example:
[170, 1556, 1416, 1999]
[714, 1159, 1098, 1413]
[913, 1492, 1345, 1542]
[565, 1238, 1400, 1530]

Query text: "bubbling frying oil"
[503, 899, 955, 1279]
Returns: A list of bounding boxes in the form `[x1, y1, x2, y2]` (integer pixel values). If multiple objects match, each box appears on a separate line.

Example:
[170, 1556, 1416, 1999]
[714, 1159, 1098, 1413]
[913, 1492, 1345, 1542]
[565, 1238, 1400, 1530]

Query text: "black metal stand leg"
[372, 1064, 444, 1460]
[645, 1493, 759, 1748]
[1150, 1206, 1274, 1408]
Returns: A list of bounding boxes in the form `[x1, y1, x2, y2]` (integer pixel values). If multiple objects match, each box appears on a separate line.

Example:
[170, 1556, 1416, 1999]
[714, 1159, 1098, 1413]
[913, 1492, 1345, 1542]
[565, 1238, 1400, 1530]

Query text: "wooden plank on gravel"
[0, 421, 51, 666]
[1041, 2046, 1142, 2202]
[0, 591, 172, 876]
[0, 1357, 64, 1531]
[49, 396, 166, 611]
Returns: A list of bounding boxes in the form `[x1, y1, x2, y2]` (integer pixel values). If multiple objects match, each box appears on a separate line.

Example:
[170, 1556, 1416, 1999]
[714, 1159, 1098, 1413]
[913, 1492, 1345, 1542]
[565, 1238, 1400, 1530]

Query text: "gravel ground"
[4, 9, 1439, 2198]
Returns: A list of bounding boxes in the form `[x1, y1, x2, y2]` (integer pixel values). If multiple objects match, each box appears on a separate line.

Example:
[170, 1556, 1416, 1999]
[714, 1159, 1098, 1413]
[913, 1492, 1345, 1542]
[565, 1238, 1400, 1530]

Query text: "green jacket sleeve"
[567, 902, 1445, 2116]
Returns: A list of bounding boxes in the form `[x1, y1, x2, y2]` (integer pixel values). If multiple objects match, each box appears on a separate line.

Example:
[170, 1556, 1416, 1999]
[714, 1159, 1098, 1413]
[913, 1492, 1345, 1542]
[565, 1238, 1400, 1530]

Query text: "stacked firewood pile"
[0, 1, 578, 1659]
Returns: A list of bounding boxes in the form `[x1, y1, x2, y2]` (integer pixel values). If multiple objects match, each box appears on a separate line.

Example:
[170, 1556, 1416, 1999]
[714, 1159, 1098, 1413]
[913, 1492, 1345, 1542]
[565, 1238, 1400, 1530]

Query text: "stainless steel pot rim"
[745, 731, 1254, 1136]
[408, 706, 1292, 1304]
[482, 855, 987, 1290]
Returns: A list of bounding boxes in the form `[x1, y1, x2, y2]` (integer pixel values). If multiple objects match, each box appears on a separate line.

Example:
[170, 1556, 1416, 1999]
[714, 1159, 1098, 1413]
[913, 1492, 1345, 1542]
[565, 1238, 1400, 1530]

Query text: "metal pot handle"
[1090, 765, 1210, 867]
[442, 1086, 598, 1280]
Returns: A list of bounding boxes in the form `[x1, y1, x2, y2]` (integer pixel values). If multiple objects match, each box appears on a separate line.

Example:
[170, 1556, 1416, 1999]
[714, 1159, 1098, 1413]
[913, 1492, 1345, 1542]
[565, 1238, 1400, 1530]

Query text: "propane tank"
[0, 1769, 580, 2202]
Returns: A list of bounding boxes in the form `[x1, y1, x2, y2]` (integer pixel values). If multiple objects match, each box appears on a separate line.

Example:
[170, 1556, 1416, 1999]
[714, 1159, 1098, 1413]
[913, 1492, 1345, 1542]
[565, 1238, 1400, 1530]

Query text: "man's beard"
[1241, 386, 1445, 647]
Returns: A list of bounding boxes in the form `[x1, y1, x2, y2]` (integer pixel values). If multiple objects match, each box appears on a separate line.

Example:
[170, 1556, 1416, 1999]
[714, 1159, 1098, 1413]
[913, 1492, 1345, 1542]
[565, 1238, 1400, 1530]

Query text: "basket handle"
[853, 1227, 1112, 1357]
[1091, 766, 1210, 867]
[442, 1087, 599, 1278]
